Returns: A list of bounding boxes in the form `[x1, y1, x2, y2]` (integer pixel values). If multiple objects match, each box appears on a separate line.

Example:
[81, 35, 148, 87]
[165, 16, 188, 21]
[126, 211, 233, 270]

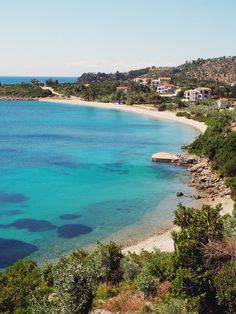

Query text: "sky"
[0, 0, 236, 76]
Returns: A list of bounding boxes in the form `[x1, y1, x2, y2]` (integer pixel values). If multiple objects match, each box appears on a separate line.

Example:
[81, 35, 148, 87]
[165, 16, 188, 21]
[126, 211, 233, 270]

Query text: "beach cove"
[40, 97, 234, 254]
[0, 99, 233, 267]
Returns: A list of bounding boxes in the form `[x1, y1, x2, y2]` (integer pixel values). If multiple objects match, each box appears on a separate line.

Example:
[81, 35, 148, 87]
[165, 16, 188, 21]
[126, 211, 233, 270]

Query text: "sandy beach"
[40, 96, 207, 133]
[39, 96, 233, 253]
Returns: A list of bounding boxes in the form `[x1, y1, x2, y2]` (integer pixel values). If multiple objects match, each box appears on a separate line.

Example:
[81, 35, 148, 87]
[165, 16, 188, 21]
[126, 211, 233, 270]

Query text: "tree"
[0, 260, 41, 313]
[91, 242, 123, 285]
[52, 259, 97, 314]
[171, 204, 225, 313]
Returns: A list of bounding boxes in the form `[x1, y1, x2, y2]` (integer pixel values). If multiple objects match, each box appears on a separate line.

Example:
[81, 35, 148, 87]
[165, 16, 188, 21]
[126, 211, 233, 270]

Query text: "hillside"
[144, 56, 236, 84]
[78, 56, 236, 85]
[176, 56, 236, 84]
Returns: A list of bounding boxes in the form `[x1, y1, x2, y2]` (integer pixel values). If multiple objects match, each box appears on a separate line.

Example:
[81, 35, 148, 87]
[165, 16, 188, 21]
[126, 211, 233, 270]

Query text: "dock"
[151, 152, 179, 163]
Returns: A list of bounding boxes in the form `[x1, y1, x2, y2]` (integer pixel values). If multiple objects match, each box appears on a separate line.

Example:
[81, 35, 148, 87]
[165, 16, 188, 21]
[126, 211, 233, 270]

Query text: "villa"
[156, 83, 177, 94]
[158, 77, 171, 84]
[133, 77, 151, 85]
[184, 87, 212, 101]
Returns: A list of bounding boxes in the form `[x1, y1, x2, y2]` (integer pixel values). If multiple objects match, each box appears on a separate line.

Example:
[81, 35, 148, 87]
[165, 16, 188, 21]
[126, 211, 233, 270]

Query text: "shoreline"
[39, 96, 233, 254]
[39, 97, 207, 133]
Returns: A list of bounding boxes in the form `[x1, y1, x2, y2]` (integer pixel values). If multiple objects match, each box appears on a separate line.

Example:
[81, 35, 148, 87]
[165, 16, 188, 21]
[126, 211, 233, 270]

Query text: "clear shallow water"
[0, 100, 199, 267]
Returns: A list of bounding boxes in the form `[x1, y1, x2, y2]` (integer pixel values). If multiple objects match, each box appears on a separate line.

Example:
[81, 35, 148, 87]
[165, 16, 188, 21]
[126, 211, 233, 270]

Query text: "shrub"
[0, 260, 41, 314]
[51, 259, 99, 314]
[172, 203, 225, 313]
[91, 242, 123, 285]
[137, 269, 159, 298]
[146, 250, 173, 281]
[176, 111, 191, 118]
[213, 260, 236, 313]
[121, 253, 141, 283]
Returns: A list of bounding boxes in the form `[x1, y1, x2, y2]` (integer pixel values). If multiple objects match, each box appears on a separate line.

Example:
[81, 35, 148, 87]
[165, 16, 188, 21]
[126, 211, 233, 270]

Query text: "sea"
[0, 99, 199, 268]
[0, 76, 77, 85]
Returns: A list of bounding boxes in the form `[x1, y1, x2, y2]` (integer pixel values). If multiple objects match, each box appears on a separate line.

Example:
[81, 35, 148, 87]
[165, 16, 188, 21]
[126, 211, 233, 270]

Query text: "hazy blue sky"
[1, 0, 236, 76]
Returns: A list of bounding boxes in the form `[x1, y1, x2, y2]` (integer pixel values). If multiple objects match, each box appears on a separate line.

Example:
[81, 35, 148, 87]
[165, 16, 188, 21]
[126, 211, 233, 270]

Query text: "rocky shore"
[174, 154, 231, 200]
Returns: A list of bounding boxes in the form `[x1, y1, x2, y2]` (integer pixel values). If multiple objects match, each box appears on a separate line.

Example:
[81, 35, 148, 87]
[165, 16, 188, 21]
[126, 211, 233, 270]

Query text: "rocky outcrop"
[174, 154, 231, 198]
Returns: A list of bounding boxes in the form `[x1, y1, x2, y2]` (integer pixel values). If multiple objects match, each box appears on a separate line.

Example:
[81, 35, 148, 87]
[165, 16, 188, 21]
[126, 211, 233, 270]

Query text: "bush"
[121, 254, 141, 283]
[176, 111, 191, 118]
[172, 204, 225, 313]
[52, 259, 98, 314]
[213, 260, 236, 313]
[91, 242, 123, 285]
[0, 260, 41, 314]
[137, 269, 159, 298]
[146, 250, 173, 282]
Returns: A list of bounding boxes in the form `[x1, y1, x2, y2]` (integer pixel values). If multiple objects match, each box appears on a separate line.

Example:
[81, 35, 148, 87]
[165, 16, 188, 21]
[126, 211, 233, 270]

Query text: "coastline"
[39, 97, 207, 133]
[39, 96, 233, 254]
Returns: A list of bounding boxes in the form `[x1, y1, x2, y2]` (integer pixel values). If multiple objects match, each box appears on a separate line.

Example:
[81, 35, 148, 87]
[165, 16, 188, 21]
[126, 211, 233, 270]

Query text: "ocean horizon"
[0, 100, 199, 268]
[0, 76, 77, 85]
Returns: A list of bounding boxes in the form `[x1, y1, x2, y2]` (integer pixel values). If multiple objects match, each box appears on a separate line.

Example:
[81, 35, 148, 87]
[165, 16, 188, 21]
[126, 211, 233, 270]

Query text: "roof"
[116, 86, 128, 90]
[195, 87, 212, 91]
[159, 83, 176, 87]
[159, 77, 171, 80]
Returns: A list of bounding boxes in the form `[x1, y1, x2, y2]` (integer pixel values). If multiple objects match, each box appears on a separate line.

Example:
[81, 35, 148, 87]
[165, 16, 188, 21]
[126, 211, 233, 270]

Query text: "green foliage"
[0, 260, 42, 313]
[145, 250, 173, 282]
[176, 111, 191, 118]
[137, 268, 159, 298]
[154, 298, 188, 314]
[91, 241, 123, 285]
[213, 260, 236, 313]
[53, 259, 97, 314]
[0, 84, 52, 98]
[172, 204, 225, 313]
[121, 253, 141, 283]
[189, 112, 236, 196]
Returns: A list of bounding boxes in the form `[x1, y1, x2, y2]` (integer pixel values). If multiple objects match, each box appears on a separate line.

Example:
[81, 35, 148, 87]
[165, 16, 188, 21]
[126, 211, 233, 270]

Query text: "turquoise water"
[0, 100, 199, 267]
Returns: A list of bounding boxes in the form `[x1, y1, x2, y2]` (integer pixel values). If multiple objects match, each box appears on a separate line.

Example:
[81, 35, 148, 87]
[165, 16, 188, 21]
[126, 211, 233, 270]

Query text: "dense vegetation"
[77, 56, 236, 86]
[53, 81, 164, 105]
[0, 84, 52, 98]
[189, 112, 236, 198]
[79, 68, 150, 83]
[1, 203, 236, 314]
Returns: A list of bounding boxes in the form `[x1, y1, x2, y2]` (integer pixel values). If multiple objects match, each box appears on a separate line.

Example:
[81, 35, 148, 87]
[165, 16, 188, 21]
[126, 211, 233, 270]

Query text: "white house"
[156, 83, 177, 94]
[133, 77, 151, 85]
[150, 79, 159, 89]
[184, 87, 212, 101]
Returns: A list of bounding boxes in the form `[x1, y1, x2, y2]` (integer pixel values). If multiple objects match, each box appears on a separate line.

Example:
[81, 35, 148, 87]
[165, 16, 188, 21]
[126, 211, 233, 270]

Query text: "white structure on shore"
[184, 87, 212, 101]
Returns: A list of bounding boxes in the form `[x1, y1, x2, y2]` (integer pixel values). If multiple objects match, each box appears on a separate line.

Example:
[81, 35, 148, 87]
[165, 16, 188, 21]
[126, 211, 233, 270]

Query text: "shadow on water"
[0, 238, 38, 268]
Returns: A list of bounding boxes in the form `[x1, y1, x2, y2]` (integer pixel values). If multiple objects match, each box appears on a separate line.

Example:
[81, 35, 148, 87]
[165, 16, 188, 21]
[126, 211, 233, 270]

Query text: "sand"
[39, 96, 233, 253]
[39, 97, 207, 133]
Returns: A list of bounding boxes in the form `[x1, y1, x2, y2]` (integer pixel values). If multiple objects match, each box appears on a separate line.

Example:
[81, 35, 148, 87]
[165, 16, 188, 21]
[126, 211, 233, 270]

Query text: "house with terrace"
[184, 87, 212, 101]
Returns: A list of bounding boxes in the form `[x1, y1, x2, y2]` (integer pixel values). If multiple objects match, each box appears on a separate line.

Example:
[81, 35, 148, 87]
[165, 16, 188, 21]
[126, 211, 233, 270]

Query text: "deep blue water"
[0, 76, 77, 85]
[0, 100, 199, 267]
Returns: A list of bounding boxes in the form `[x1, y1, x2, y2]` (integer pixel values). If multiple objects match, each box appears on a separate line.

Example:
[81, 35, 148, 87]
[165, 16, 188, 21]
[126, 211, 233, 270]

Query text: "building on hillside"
[156, 83, 177, 94]
[184, 87, 212, 101]
[150, 79, 160, 89]
[133, 77, 151, 85]
[158, 77, 171, 84]
[116, 86, 129, 93]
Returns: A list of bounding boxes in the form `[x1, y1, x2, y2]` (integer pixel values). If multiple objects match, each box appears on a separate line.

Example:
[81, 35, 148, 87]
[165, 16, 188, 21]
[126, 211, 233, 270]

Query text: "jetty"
[151, 152, 179, 163]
